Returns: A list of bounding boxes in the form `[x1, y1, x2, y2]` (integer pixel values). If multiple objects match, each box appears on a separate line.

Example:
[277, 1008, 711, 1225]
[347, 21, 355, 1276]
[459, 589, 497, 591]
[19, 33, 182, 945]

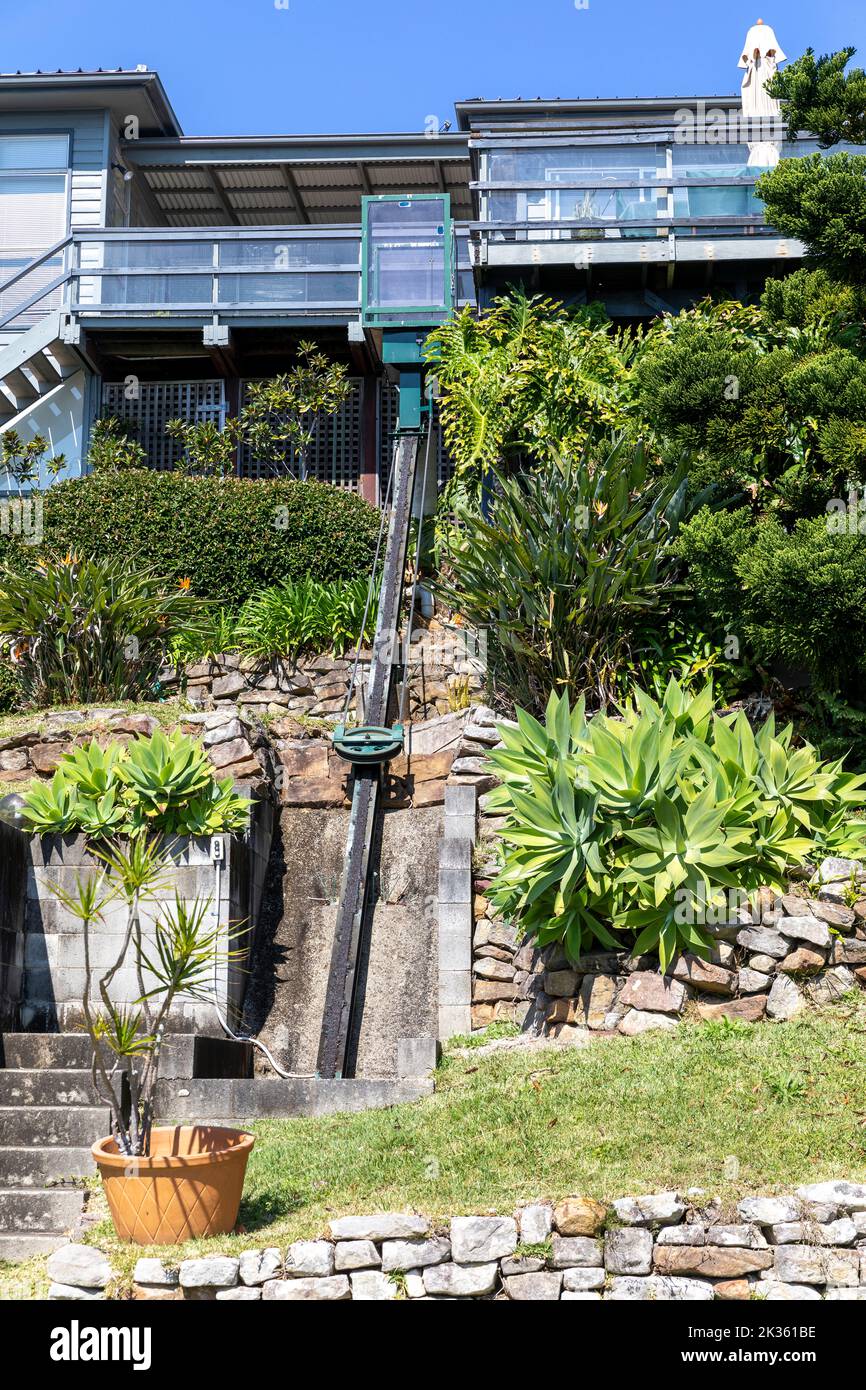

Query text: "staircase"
[0, 1034, 106, 1262]
[0, 311, 87, 434]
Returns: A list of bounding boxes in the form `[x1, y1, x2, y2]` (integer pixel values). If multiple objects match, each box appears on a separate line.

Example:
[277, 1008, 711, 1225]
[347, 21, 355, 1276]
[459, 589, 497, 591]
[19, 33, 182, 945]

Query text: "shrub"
[87, 416, 147, 474]
[427, 290, 636, 506]
[438, 436, 693, 712]
[757, 153, 866, 286]
[0, 470, 381, 609]
[0, 554, 204, 707]
[486, 682, 866, 968]
[21, 729, 250, 838]
[234, 574, 379, 661]
[676, 508, 866, 693]
[0, 660, 22, 714]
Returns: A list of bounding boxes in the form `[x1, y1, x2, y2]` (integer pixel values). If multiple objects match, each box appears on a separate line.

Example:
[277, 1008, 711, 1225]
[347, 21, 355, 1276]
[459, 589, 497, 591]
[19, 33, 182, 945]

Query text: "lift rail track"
[316, 432, 421, 1080]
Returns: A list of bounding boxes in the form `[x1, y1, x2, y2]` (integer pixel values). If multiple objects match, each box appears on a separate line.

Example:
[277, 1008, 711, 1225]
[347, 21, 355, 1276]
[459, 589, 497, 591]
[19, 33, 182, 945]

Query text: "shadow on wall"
[0, 820, 29, 1033]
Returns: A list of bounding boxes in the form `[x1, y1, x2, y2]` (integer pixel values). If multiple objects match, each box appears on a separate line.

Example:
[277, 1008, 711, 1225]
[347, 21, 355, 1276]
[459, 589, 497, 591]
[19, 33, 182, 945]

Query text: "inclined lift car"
[318, 193, 454, 1079]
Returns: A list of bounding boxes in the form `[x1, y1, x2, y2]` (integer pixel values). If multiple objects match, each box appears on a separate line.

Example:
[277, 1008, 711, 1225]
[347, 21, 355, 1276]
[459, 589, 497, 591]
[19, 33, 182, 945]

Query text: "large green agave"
[20, 729, 250, 840]
[487, 679, 866, 971]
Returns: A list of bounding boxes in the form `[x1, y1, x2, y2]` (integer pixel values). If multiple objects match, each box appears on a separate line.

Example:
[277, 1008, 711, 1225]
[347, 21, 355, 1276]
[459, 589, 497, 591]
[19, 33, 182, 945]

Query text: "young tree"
[759, 47, 866, 285]
[240, 340, 354, 479]
[768, 47, 866, 146]
[757, 152, 866, 285]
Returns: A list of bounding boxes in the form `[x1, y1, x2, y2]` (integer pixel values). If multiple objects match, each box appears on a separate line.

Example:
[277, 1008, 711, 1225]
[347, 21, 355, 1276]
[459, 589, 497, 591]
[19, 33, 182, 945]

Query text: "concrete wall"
[15, 799, 274, 1033]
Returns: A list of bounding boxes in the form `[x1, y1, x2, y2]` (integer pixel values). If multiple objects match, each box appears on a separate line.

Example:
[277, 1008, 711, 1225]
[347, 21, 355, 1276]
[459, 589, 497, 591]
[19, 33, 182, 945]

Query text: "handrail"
[469, 215, 772, 231]
[0, 234, 72, 299]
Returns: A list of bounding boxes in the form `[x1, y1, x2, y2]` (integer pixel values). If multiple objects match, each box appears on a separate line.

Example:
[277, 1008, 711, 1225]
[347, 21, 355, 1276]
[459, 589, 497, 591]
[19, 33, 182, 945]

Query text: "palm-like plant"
[0, 553, 208, 706]
[438, 435, 695, 711]
[49, 838, 237, 1156]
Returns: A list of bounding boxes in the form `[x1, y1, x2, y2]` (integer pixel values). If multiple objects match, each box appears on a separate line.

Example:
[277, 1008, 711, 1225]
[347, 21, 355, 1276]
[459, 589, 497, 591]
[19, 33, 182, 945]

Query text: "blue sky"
[2, 0, 864, 135]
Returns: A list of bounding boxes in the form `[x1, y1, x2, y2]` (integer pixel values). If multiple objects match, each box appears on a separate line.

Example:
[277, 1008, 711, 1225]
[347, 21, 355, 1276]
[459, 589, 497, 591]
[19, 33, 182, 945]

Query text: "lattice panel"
[102, 380, 226, 472]
[237, 378, 363, 488]
[378, 382, 454, 491]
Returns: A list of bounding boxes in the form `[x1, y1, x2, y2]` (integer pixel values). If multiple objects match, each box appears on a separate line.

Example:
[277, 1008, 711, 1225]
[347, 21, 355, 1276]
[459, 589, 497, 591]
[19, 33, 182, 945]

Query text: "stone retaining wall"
[159, 621, 485, 725]
[47, 1180, 866, 1301]
[0, 702, 497, 817]
[472, 780, 866, 1034]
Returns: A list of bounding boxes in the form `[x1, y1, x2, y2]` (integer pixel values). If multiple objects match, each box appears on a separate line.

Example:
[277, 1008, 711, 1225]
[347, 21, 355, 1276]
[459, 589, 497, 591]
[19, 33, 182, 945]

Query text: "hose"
[211, 847, 318, 1081]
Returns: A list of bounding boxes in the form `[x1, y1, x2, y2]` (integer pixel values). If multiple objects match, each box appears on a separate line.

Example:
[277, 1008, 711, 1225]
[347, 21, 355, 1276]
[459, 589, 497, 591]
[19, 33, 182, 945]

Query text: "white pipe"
[210, 839, 317, 1081]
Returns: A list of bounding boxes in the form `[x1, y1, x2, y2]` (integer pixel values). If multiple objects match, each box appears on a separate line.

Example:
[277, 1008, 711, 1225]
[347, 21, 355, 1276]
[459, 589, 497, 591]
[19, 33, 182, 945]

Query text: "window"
[0, 133, 69, 327]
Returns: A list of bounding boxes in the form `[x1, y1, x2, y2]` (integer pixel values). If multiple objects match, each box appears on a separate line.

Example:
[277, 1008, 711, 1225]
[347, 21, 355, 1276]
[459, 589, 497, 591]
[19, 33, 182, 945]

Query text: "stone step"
[0, 1069, 101, 1107]
[0, 1186, 84, 1233]
[0, 1148, 94, 1186]
[0, 1106, 108, 1147]
[1, 1033, 92, 1069]
[0, 1069, 104, 1107]
[0, 1231, 70, 1262]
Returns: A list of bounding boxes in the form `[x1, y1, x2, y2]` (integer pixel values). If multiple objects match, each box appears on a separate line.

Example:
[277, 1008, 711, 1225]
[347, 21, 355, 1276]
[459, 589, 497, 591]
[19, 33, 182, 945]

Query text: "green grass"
[3, 1001, 866, 1297]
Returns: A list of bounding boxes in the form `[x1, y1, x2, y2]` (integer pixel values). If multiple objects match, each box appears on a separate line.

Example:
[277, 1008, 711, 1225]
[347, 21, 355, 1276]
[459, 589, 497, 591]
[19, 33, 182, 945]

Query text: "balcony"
[469, 139, 821, 270]
[0, 227, 476, 336]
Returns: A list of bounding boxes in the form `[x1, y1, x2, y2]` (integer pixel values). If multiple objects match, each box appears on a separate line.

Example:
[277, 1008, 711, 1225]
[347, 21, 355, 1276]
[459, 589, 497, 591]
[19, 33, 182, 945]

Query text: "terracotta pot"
[92, 1126, 254, 1246]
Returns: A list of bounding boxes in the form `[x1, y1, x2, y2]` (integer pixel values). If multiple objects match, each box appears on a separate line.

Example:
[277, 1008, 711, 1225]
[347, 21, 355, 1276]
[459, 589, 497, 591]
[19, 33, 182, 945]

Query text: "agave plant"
[487, 680, 866, 970]
[20, 730, 250, 840]
[0, 553, 208, 707]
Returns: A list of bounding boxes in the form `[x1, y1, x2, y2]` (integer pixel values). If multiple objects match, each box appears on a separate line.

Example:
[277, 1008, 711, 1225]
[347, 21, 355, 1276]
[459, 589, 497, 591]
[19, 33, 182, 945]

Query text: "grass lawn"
[2, 1000, 866, 1297]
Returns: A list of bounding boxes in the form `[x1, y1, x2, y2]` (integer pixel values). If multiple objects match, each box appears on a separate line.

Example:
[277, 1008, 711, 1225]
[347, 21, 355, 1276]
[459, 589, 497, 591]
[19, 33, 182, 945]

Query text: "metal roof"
[123, 133, 472, 228]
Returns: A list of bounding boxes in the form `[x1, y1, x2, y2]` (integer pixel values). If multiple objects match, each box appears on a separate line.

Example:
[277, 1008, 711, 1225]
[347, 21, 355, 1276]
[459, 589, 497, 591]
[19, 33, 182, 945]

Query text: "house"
[0, 69, 837, 492]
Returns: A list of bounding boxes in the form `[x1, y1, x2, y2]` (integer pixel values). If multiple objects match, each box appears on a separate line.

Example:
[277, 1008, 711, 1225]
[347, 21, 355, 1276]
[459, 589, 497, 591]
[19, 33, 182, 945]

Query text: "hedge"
[0, 471, 381, 608]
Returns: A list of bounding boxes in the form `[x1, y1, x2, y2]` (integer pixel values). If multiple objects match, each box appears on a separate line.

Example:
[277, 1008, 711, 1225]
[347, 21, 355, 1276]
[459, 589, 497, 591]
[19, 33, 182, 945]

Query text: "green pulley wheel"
[332, 723, 405, 766]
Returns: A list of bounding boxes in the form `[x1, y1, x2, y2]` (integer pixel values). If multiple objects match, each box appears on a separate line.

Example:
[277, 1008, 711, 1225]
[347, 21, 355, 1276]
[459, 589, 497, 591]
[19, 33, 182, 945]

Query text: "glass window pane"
[365, 197, 448, 311]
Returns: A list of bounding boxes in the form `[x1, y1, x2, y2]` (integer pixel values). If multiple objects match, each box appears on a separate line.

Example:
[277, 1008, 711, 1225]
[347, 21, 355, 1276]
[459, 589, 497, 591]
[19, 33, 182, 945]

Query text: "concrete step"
[0, 1186, 83, 1233]
[0, 1107, 108, 1147]
[0, 1148, 94, 1187]
[0, 1070, 101, 1107]
[1, 1034, 92, 1069]
[0, 1231, 70, 1262]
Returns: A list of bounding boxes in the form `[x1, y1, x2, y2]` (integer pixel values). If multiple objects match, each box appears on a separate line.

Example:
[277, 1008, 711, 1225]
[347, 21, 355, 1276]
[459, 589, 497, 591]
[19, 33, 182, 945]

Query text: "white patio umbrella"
[739, 19, 787, 167]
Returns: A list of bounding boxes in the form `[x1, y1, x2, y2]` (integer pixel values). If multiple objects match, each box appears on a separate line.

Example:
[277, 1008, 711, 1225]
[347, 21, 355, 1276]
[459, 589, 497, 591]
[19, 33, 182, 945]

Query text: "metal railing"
[0, 226, 476, 331]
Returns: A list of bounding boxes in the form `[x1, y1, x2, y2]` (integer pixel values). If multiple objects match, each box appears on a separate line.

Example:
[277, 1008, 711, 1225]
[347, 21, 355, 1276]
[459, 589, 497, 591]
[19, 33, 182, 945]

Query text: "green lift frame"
[317, 195, 454, 1080]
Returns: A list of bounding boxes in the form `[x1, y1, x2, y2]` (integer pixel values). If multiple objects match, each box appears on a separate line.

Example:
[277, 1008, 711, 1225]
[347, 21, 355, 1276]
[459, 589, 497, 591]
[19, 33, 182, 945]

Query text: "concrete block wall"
[437, 783, 476, 1041]
[16, 799, 274, 1034]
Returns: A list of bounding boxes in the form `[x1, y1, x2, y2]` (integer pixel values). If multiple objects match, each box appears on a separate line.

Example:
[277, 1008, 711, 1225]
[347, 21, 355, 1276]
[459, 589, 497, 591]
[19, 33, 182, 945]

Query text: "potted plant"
[51, 837, 254, 1244]
[22, 731, 255, 1245]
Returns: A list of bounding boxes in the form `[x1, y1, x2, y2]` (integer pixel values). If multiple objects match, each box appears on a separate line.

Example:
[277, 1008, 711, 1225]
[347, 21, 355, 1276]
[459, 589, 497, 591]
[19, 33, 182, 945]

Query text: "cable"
[211, 849, 318, 1081]
[398, 412, 435, 728]
[341, 447, 397, 723]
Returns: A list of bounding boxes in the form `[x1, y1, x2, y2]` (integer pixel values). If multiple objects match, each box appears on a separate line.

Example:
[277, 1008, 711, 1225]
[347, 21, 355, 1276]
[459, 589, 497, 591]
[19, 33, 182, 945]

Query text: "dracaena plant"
[49, 837, 238, 1156]
[486, 679, 866, 971]
[20, 729, 250, 839]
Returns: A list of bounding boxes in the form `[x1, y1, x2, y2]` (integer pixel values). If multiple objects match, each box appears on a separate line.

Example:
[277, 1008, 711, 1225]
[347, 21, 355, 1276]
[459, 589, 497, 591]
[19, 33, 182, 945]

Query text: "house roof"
[122, 133, 473, 228]
[0, 68, 182, 136]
